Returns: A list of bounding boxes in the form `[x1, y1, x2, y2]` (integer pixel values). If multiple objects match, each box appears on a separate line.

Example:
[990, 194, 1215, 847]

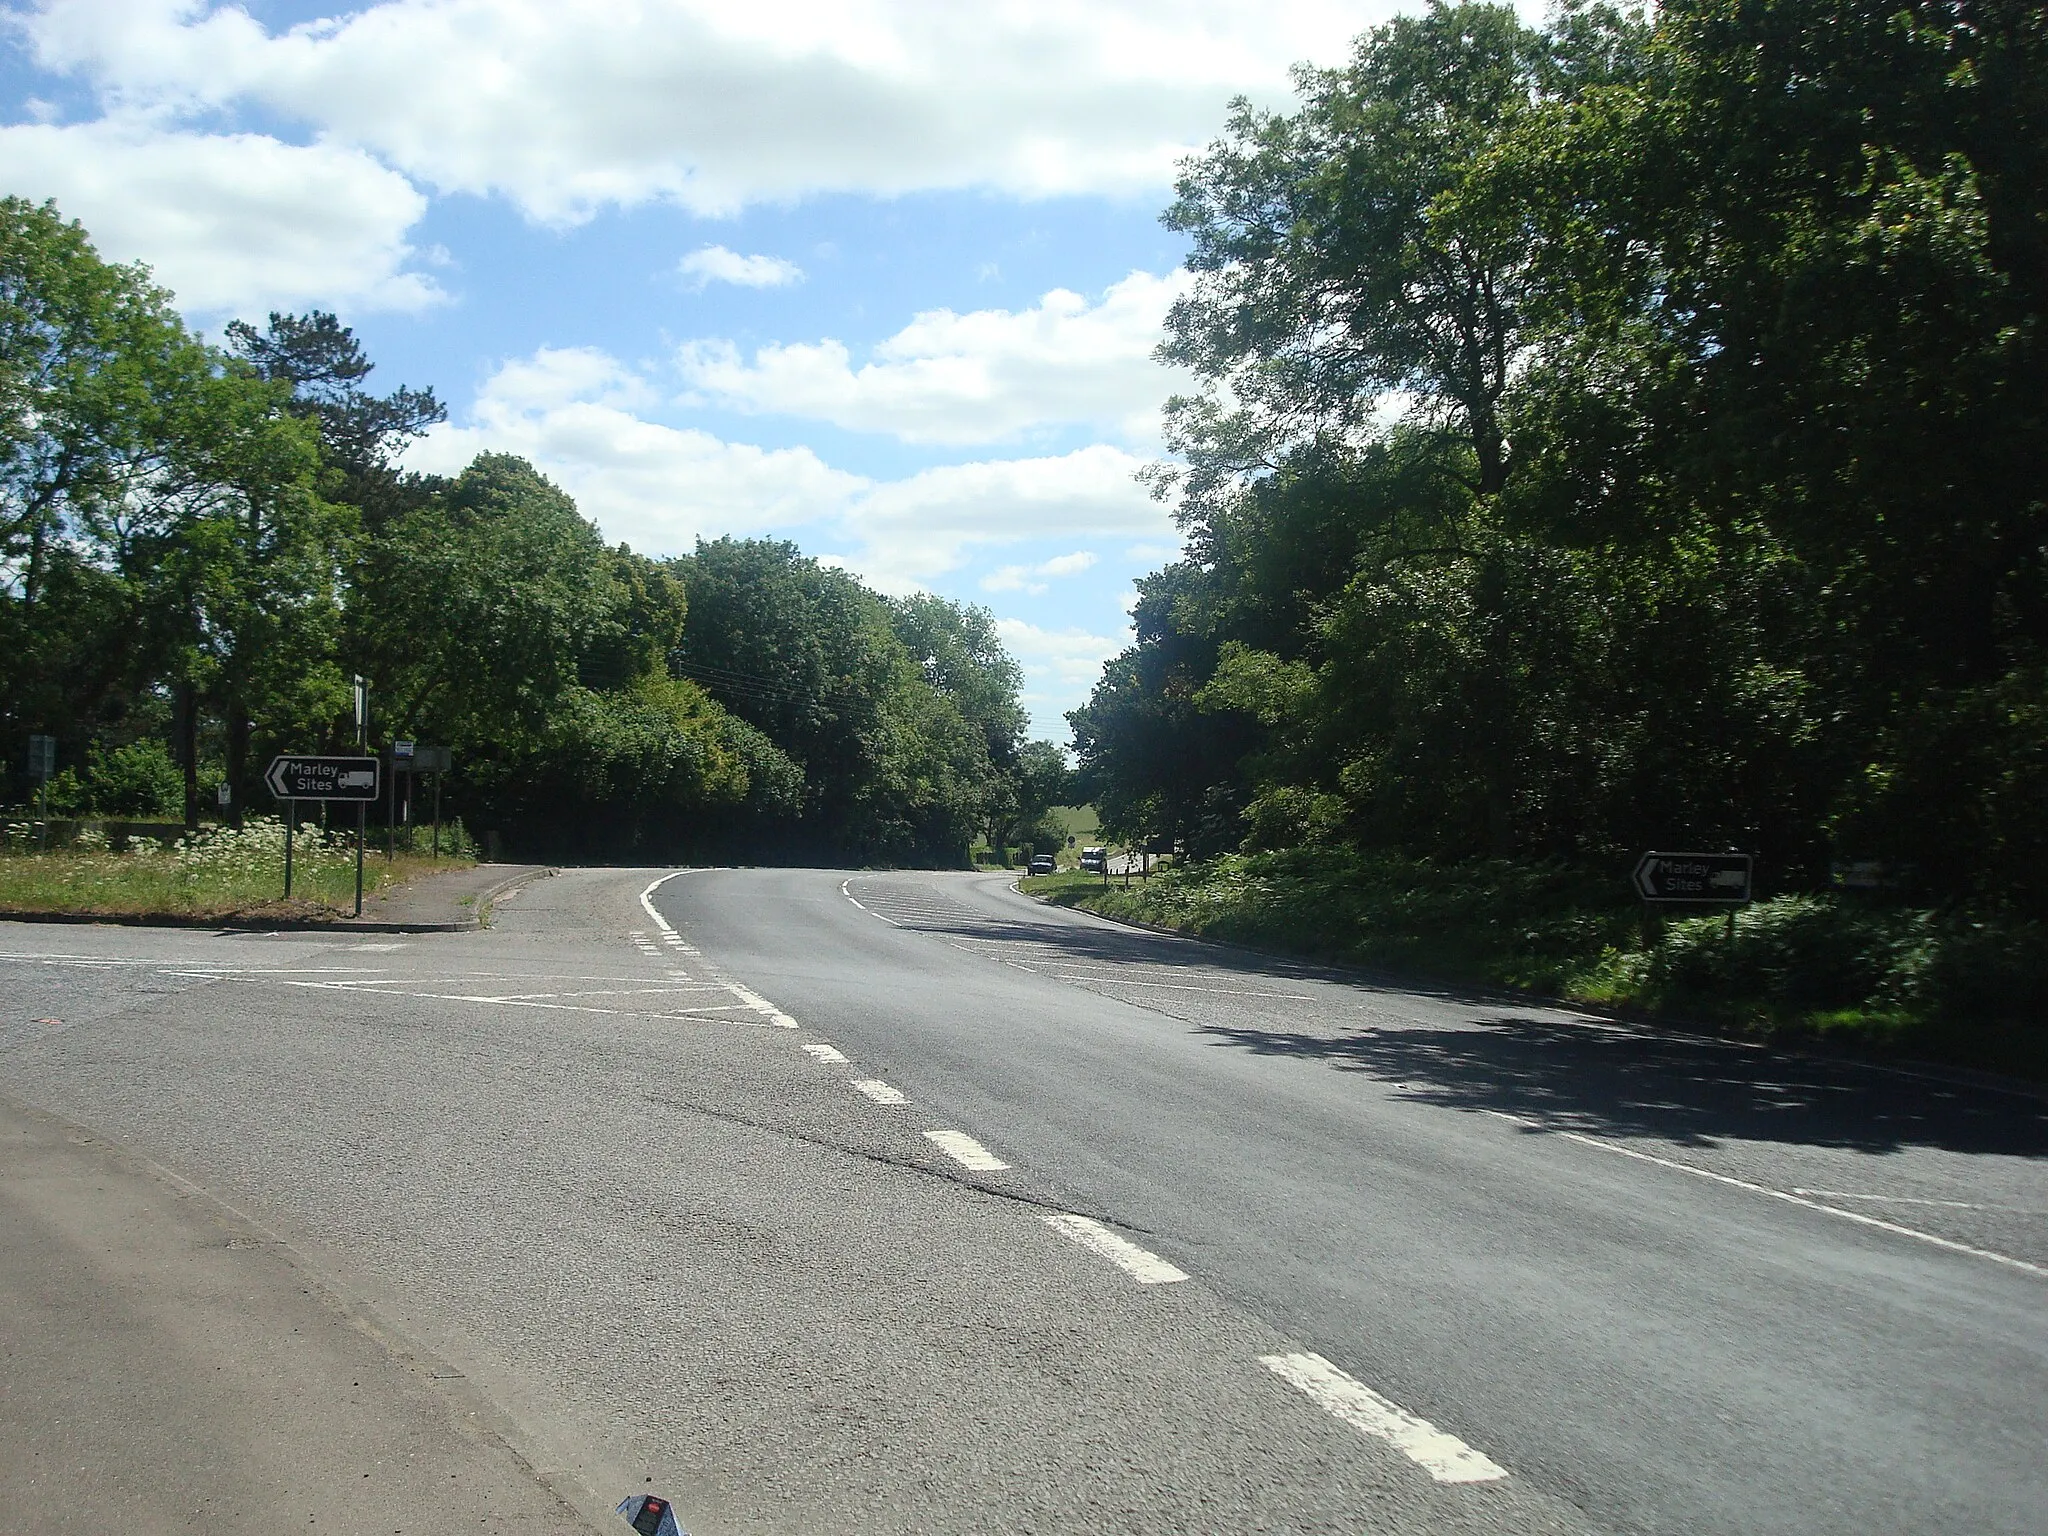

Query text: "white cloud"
[20, 0, 1387, 221]
[982, 549, 1097, 594]
[0, 116, 437, 314]
[678, 245, 803, 290]
[405, 349, 863, 556]
[402, 348, 1173, 582]
[1124, 540, 1182, 562]
[679, 270, 1189, 445]
[846, 444, 1170, 590]
[995, 616, 1128, 692]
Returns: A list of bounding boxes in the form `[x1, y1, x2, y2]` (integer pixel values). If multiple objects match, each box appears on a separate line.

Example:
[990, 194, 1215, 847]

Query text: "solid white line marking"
[1040, 1212, 1187, 1284]
[1791, 1189, 2043, 1213]
[1482, 1111, 2047, 1278]
[799, 1041, 849, 1064]
[725, 982, 799, 1029]
[1260, 1353, 1507, 1484]
[852, 1078, 906, 1105]
[841, 880, 898, 925]
[923, 1130, 1009, 1171]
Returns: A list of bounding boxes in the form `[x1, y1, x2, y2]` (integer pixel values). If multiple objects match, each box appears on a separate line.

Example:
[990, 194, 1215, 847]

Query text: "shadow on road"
[898, 876, 2048, 1160]
[1191, 1014, 2048, 1159]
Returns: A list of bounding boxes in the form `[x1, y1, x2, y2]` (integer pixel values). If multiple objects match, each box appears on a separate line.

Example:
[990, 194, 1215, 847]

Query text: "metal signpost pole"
[284, 799, 295, 900]
[354, 677, 368, 913]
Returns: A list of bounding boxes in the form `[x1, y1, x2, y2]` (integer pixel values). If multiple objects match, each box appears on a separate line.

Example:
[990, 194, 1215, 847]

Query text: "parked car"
[1079, 845, 1107, 873]
[1027, 853, 1056, 876]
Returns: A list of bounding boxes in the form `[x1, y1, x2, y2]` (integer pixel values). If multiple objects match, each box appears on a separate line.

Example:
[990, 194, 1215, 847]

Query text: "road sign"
[1632, 851, 1752, 904]
[392, 738, 415, 759]
[27, 734, 56, 782]
[388, 744, 450, 774]
[264, 754, 381, 802]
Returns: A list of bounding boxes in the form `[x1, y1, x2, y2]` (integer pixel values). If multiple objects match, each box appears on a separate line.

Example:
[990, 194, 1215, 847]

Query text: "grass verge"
[1021, 849, 2048, 1083]
[0, 819, 474, 920]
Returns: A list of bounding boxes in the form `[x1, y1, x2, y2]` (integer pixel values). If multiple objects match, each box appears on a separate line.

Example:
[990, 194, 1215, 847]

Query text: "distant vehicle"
[1027, 854, 1056, 876]
[1079, 846, 1107, 873]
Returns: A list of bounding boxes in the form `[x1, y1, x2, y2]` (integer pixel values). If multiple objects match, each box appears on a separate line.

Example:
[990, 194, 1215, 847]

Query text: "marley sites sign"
[1631, 851, 1753, 905]
[264, 755, 381, 802]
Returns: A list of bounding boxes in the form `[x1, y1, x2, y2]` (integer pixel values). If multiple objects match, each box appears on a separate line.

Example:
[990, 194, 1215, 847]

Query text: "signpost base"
[354, 802, 365, 918]
[284, 800, 295, 900]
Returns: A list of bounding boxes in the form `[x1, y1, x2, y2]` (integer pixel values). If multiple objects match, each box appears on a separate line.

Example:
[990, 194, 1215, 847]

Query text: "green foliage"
[82, 739, 183, 818]
[0, 820, 459, 916]
[1074, 0, 2048, 948]
[1039, 853, 2048, 1074]
[1, 207, 1038, 866]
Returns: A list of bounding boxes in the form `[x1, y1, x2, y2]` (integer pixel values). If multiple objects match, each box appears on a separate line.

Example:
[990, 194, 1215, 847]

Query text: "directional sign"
[1632, 851, 1752, 904]
[264, 754, 381, 802]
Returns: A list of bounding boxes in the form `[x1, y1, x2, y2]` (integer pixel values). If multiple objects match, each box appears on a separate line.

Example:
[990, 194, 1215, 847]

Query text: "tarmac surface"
[1, 866, 2042, 1534]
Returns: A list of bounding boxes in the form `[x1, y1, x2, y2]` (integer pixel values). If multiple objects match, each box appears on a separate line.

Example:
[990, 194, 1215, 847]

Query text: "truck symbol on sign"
[337, 769, 376, 790]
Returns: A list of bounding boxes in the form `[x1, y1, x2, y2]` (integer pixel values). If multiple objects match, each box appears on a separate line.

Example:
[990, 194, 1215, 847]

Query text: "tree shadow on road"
[1192, 1015, 2048, 1159]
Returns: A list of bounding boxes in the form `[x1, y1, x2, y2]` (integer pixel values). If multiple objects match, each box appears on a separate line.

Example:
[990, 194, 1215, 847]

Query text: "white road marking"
[841, 880, 897, 924]
[1483, 1110, 2048, 1279]
[638, 872, 687, 933]
[1791, 1189, 2044, 1214]
[724, 982, 799, 1029]
[1261, 1353, 1507, 1483]
[1039, 1212, 1187, 1284]
[852, 1078, 906, 1105]
[799, 1041, 849, 1064]
[923, 1130, 1009, 1171]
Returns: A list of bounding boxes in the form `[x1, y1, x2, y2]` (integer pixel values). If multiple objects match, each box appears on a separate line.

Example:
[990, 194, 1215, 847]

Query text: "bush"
[83, 740, 183, 818]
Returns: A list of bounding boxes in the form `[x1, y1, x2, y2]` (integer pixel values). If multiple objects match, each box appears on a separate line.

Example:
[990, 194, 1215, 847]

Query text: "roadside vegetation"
[2, 202, 1059, 867]
[1025, 854, 2048, 1080]
[0, 819, 465, 919]
[1060, 1, 2047, 1073]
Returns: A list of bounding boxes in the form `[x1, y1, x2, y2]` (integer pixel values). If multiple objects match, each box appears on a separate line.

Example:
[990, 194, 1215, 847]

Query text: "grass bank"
[1022, 849, 2048, 1082]
[0, 817, 472, 920]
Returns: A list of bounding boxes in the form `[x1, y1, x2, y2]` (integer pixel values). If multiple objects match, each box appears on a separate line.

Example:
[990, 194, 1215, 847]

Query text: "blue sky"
[1, 0, 1420, 739]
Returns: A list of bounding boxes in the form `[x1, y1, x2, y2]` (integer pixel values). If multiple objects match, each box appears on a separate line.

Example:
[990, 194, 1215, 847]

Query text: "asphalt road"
[2, 866, 2043, 1535]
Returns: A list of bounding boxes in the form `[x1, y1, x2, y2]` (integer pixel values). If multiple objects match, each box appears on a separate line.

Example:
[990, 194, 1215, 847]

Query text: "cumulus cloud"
[405, 348, 863, 556]
[403, 347, 1173, 582]
[678, 245, 803, 290]
[845, 445, 1170, 590]
[0, 116, 438, 314]
[995, 616, 1129, 701]
[982, 550, 1098, 594]
[19, 0, 1384, 221]
[679, 270, 1189, 445]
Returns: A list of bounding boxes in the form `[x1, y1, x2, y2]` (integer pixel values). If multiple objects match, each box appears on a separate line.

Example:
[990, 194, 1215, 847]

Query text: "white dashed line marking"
[1260, 1353, 1508, 1484]
[852, 1078, 906, 1105]
[799, 1041, 849, 1065]
[1040, 1212, 1187, 1284]
[1483, 1110, 2048, 1279]
[923, 1130, 1009, 1171]
[725, 982, 799, 1030]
